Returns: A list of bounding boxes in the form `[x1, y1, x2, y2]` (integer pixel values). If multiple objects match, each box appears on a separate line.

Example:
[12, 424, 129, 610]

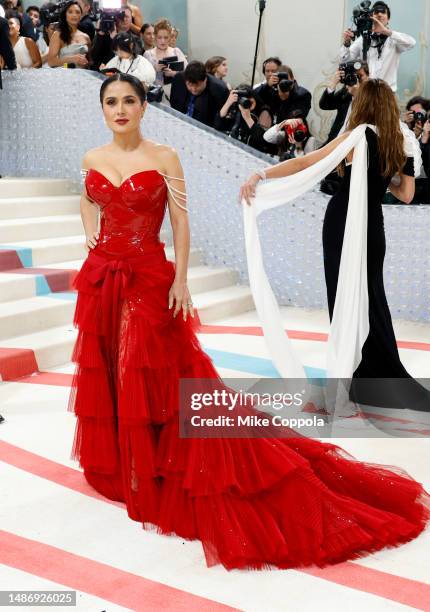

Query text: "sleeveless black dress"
[322, 128, 430, 411]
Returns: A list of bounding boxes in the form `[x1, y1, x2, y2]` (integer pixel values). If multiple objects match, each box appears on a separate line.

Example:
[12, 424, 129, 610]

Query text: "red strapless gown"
[69, 169, 430, 570]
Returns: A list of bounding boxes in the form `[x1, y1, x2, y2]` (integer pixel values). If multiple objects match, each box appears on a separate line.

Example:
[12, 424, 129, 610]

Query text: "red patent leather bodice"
[85, 169, 168, 257]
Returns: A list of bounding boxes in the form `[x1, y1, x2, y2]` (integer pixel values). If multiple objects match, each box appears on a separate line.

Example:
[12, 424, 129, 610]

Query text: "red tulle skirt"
[69, 246, 430, 570]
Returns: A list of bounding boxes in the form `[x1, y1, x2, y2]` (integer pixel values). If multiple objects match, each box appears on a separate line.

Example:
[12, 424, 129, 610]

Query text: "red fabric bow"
[87, 259, 134, 343]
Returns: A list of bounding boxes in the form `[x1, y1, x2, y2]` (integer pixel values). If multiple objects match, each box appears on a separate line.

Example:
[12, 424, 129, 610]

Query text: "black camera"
[98, 9, 127, 33]
[235, 88, 253, 109]
[276, 72, 294, 93]
[147, 85, 164, 103]
[39, 0, 70, 26]
[413, 110, 428, 124]
[352, 0, 373, 37]
[339, 60, 364, 86]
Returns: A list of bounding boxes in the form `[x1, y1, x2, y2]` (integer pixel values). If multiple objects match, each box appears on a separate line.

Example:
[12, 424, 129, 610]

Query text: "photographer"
[77, 0, 95, 42]
[120, 0, 143, 37]
[100, 32, 155, 88]
[403, 96, 430, 140]
[170, 60, 229, 129]
[263, 116, 317, 160]
[253, 56, 282, 118]
[48, 0, 90, 68]
[340, 1, 415, 92]
[401, 97, 430, 203]
[216, 85, 275, 154]
[319, 61, 369, 142]
[275, 66, 311, 123]
[91, 6, 141, 71]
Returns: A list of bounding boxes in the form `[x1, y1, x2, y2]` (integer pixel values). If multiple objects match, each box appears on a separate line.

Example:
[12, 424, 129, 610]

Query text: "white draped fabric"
[243, 124, 371, 382]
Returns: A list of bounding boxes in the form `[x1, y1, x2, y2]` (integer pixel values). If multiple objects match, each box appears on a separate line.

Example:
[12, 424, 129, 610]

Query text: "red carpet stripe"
[0, 531, 238, 611]
[1, 440, 430, 609]
[301, 564, 430, 610]
[0, 440, 123, 508]
[197, 325, 430, 351]
[7, 372, 430, 429]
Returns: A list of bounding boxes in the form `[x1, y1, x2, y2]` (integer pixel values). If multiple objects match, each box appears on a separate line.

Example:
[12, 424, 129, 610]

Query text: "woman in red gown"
[69, 73, 430, 571]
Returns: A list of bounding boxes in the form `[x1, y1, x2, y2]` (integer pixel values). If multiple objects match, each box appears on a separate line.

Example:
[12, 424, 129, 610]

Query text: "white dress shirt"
[105, 54, 156, 88]
[0, 5, 5, 18]
[339, 30, 416, 92]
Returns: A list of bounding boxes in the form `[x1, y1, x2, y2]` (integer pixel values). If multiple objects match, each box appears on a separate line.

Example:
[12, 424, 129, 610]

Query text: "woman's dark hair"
[6, 10, 22, 29]
[262, 56, 282, 74]
[100, 73, 147, 105]
[140, 22, 153, 34]
[348, 78, 406, 178]
[58, 0, 82, 45]
[406, 96, 430, 112]
[112, 32, 136, 57]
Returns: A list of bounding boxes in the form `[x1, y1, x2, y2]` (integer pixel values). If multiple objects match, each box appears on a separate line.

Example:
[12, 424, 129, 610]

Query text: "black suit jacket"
[170, 73, 229, 129]
[319, 87, 352, 143]
[276, 83, 312, 123]
[0, 17, 17, 70]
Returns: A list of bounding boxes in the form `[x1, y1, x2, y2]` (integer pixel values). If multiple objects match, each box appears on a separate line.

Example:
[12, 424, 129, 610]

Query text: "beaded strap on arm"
[159, 172, 188, 212]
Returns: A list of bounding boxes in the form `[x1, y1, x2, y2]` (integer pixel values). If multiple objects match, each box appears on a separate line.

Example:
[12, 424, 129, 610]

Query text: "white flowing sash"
[243, 124, 370, 382]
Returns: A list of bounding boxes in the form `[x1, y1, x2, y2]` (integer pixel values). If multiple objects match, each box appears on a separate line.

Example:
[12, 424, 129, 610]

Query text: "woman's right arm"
[80, 153, 99, 250]
[240, 131, 351, 204]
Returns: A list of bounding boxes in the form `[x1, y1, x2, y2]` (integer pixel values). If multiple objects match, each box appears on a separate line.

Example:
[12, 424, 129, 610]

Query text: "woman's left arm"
[388, 174, 415, 204]
[162, 147, 194, 320]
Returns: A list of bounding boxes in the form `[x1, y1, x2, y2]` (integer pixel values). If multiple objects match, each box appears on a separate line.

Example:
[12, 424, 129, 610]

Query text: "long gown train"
[69, 168, 430, 570]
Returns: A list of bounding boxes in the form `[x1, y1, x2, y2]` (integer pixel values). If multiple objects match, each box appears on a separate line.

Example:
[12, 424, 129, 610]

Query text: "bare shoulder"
[81, 145, 110, 169]
[147, 141, 181, 170]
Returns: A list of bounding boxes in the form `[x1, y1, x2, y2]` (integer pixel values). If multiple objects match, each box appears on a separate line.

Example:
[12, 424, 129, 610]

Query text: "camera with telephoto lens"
[235, 88, 253, 109]
[39, 0, 70, 26]
[275, 72, 294, 93]
[339, 60, 364, 86]
[352, 0, 373, 37]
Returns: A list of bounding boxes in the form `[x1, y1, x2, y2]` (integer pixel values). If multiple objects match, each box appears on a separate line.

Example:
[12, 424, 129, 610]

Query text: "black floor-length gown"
[323, 128, 430, 410]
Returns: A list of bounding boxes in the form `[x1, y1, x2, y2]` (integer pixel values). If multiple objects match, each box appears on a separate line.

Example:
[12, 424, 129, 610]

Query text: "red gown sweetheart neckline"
[86, 167, 163, 190]
[69, 164, 430, 571]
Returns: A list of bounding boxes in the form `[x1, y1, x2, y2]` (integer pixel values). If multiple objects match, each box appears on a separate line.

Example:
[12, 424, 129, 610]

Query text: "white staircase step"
[1, 235, 87, 265]
[0, 285, 254, 371]
[43, 259, 84, 271]
[193, 286, 254, 323]
[0, 195, 80, 220]
[0, 215, 83, 242]
[0, 296, 75, 340]
[0, 273, 36, 303]
[0, 178, 74, 198]
[0, 324, 77, 370]
[187, 266, 238, 294]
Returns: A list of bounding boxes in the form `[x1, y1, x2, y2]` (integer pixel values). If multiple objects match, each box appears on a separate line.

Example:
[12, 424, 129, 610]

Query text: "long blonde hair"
[347, 79, 406, 178]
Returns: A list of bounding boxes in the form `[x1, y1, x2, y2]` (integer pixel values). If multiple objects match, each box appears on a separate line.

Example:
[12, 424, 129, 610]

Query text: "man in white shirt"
[340, 1, 415, 92]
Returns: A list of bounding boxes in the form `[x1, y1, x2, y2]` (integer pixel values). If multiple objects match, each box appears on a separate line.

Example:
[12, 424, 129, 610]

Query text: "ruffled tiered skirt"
[69, 246, 430, 570]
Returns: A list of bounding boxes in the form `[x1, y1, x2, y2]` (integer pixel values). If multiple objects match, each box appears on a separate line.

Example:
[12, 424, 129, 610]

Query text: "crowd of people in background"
[0, 0, 429, 201]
